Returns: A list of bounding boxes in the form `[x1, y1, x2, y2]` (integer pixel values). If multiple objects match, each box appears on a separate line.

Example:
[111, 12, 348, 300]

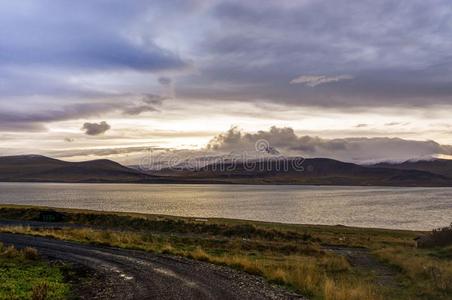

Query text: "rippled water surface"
[0, 183, 450, 230]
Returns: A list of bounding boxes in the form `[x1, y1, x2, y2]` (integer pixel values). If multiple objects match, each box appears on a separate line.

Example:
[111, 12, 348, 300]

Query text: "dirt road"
[0, 233, 303, 300]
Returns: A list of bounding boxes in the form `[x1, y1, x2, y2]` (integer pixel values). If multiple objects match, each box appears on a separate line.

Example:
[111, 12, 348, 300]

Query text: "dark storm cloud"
[177, 0, 452, 107]
[0, 1, 189, 73]
[142, 94, 165, 105]
[158, 77, 172, 86]
[207, 127, 452, 163]
[0, 0, 192, 118]
[0, 104, 113, 123]
[0, 37, 187, 73]
[121, 77, 171, 116]
[0, 91, 167, 131]
[82, 121, 111, 136]
[2, 0, 452, 135]
[121, 93, 166, 115]
[0, 102, 116, 132]
[122, 105, 159, 116]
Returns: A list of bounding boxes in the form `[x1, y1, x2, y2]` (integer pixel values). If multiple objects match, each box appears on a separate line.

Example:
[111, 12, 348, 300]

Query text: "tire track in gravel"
[0, 233, 304, 300]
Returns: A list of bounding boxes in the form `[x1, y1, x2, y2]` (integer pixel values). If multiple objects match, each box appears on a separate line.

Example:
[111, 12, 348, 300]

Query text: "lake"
[0, 183, 450, 230]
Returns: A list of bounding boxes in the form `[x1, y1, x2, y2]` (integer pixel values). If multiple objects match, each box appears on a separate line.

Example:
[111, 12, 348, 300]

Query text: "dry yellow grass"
[0, 225, 383, 299]
[375, 247, 452, 295]
[323, 278, 379, 300]
[0, 241, 39, 261]
[190, 251, 378, 299]
[22, 247, 39, 260]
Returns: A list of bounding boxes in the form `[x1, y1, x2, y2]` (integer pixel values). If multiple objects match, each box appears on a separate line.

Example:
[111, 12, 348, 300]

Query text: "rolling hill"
[373, 159, 452, 178]
[1, 155, 451, 186]
[150, 157, 452, 186]
[0, 155, 157, 183]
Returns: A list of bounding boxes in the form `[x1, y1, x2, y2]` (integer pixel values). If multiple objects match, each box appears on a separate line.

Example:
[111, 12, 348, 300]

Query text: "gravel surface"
[0, 233, 305, 300]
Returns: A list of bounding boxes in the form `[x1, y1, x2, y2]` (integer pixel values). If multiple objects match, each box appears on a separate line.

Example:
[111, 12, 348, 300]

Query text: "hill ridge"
[1, 155, 452, 186]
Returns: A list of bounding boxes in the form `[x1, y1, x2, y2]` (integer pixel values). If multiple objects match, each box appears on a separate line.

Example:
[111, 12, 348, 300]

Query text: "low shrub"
[23, 247, 39, 260]
[417, 223, 452, 248]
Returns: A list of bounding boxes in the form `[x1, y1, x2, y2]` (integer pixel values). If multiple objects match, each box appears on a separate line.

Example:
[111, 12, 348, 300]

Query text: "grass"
[0, 205, 450, 300]
[0, 242, 70, 300]
[374, 246, 452, 299]
[0, 226, 390, 300]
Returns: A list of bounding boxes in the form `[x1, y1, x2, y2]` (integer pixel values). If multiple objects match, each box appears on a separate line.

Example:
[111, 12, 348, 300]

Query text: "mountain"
[373, 159, 452, 178]
[1, 155, 451, 186]
[150, 157, 452, 186]
[0, 155, 159, 183]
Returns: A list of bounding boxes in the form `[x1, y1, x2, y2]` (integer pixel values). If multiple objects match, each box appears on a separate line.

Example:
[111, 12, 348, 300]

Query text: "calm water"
[0, 183, 450, 230]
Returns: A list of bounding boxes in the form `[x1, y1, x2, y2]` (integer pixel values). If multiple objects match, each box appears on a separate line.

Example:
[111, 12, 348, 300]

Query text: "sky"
[1, 0, 452, 165]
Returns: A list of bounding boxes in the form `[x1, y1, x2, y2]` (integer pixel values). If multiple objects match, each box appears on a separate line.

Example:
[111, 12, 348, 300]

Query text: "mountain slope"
[151, 157, 452, 186]
[373, 159, 452, 178]
[0, 155, 156, 183]
[1, 155, 451, 186]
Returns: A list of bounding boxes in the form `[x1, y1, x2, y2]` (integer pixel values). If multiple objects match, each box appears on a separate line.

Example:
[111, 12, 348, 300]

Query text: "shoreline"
[0, 204, 428, 233]
[0, 202, 442, 231]
[2, 180, 452, 188]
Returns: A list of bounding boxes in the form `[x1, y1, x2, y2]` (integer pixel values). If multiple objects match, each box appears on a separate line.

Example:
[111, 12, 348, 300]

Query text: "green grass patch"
[0, 243, 70, 300]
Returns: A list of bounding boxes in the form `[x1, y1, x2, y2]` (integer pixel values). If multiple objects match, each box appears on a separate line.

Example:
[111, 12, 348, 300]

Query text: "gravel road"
[0, 233, 304, 300]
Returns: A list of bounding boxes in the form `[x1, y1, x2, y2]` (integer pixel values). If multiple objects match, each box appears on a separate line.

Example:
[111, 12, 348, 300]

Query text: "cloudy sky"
[1, 0, 452, 164]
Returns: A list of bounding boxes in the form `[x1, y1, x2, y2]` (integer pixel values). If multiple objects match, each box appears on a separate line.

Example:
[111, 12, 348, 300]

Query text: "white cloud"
[290, 75, 353, 87]
[206, 126, 452, 164]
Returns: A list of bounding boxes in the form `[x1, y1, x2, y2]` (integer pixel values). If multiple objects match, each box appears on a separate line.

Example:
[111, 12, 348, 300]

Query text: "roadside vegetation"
[0, 242, 70, 300]
[416, 223, 452, 249]
[0, 205, 450, 300]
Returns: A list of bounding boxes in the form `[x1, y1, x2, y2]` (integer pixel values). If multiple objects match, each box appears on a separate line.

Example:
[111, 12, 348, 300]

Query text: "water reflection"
[0, 183, 450, 230]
